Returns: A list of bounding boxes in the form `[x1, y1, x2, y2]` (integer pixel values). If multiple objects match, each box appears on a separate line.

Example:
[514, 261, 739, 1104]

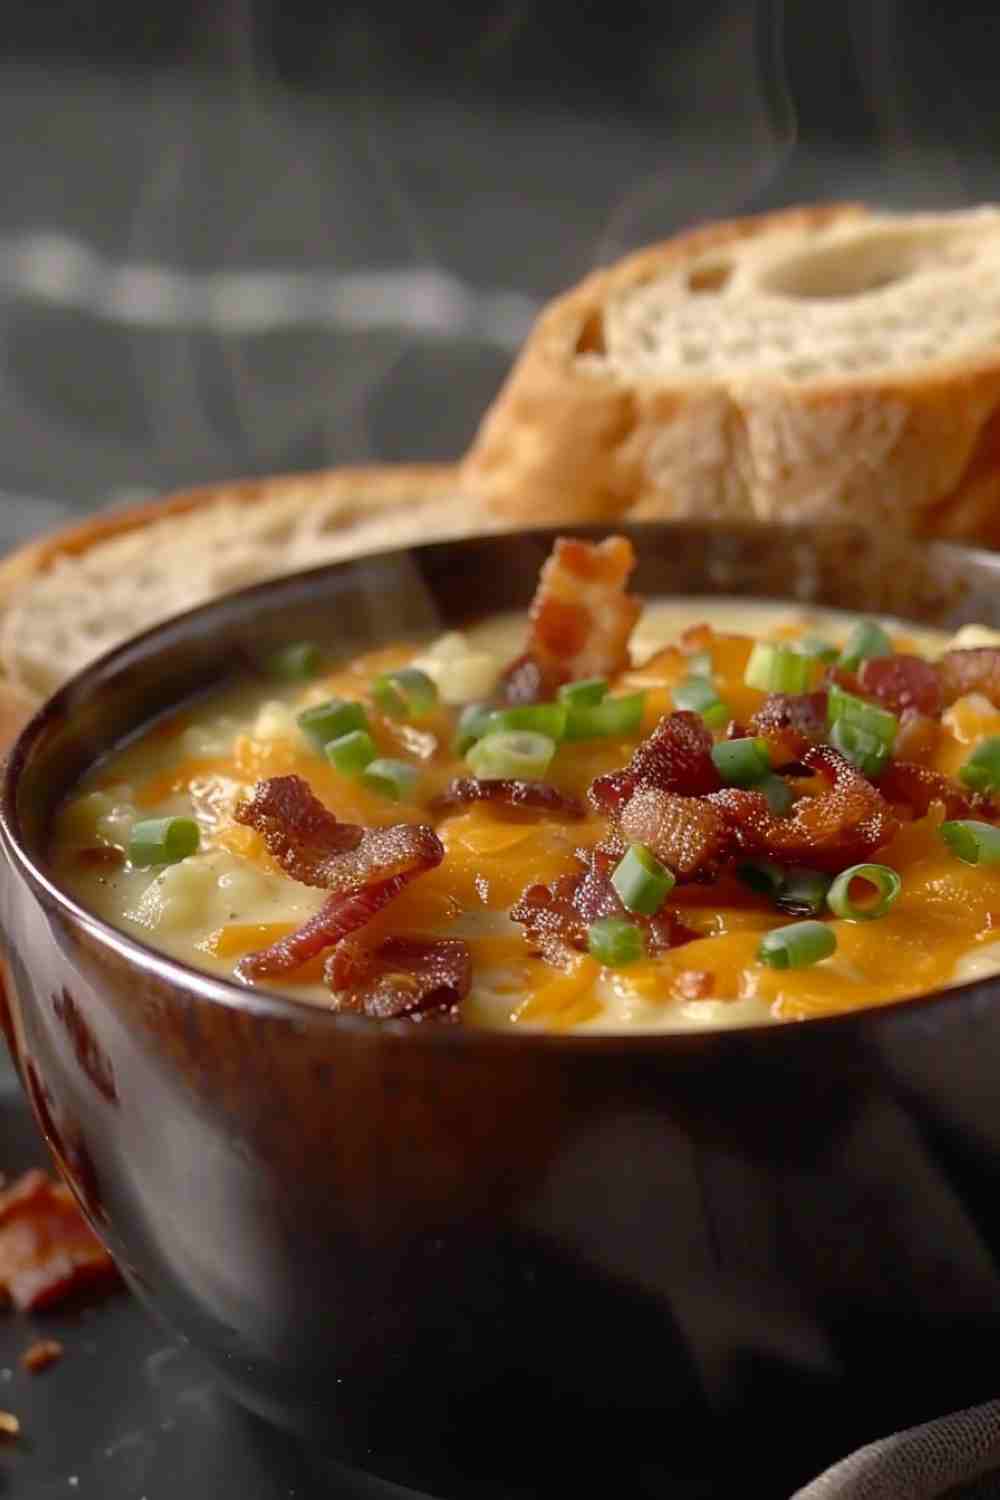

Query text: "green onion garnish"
[759, 774, 794, 816]
[360, 758, 421, 801]
[776, 867, 832, 917]
[466, 730, 556, 780]
[939, 819, 1000, 865]
[373, 667, 439, 721]
[128, 816, 200, 868]
[557, 677, 608, 709]
[564, 693, 646, 742]
[486, 703, 568, 742]
[743, 643, 811, 695]
[737, 859, 785, 897]
[587, 916, 645, 967]
[958, 736, 1000, 795]
[610, 844, 676, 916]
[795, 636, 838, 664]
[826, 863, 901, 921]
[826, 683, 899, 751]
[325, 729, 377, 776]
[298, 698, 368, 750]
[829, 720, 891, 778]
[263, 641, 322, 681]
[672, 676, 729, 729]
[837, 619, 893, 673]
[711, 736, 772, 786]
[757, 920, 837, 970]
[452, 703, 495, 755]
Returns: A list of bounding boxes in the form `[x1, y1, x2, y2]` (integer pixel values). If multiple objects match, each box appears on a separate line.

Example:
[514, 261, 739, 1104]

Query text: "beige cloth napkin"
[793, 1400, 1000, 1499]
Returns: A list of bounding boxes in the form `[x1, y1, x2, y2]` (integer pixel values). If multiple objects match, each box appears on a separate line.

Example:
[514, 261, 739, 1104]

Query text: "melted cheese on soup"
[50, 602, 1000, 1032]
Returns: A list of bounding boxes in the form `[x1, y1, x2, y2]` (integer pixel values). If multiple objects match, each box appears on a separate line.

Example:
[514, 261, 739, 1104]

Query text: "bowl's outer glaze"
[4, 525, 1000, 1499]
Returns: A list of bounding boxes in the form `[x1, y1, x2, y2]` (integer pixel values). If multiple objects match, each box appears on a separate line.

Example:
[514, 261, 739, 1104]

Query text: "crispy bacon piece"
[326, 936, 471, 1021]
[858, 654, 944, 717]
[709, 744, 899, 872]
[430, 777, 584, 820]
[618, 787, 733, 879]
[748, 692, 827, 767]
[236, 875, 412, 981]
[498, 536, 641, 703]
[589, 711, 721, 815]
[234, 775, 442, 894]
[939, 648, 1000, 709]
[511, 844, 697, 964]
[876, 760, 974, 820]
[21, 1338, 63, 1373]
[0, 1169, 119, 1312]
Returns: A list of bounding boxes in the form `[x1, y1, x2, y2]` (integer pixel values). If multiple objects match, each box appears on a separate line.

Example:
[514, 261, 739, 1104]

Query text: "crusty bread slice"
[462, 202, 1000, 545]
[0, 462, 486, 705]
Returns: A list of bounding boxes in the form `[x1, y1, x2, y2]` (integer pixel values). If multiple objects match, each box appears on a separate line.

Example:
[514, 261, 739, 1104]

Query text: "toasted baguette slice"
[462, 202, 1000, 545]
[0, 462, 487, 706]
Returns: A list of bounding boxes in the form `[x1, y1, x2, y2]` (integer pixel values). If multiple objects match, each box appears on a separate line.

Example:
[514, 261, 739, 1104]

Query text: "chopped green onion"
[452, 703, 495, 755]
[711, 736, 771, 786]
[939, 819, 1000, 866]
[587, 916, 645, 967]
[795, 636, 838, 664]
[737, 859, 785, 897]
[263, 641, 321, 681]
[829, 720, 891, 778]
[373, 667, 438, 721]
[128, 816, 200, 867]
[672, 676, 729, 729]
[557, 677, 608, 709]
[325, 729, 377, 776]
[826, 683, 899, 751]
[486, 703, 567, 742]
[360, 758, 421, 801]
[758, 920, 837, 970]
[827, 863, 901, 921]
[611, 844, 676, 916]
[298, 698, 368, 750]
[564, 693, 646, 742]
[743, 642, 811, 695]
[837, 619, 893, 673]
[958, 736, 1000, 795]
[759, 774, 794, 816]
[776, 867, 832, 917]
[466, 731, 556, 780]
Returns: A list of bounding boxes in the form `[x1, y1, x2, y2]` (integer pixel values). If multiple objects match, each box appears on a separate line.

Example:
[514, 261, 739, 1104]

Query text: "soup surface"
[51, 536, 1000, 1032]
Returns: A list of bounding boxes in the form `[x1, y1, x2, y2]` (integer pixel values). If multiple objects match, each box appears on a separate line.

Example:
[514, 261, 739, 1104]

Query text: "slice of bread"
[462, 202, 1000, 545]
[0, 462, 485, 707]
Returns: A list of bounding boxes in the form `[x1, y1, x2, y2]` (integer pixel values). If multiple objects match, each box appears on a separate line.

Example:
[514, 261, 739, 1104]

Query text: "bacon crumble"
[21, 1338, 63, 1374]
[430, 777, 585, 820]
[326, 936, 471, 1021]
[0, 1169, 120, 1313]
[589, 711, 721, 815]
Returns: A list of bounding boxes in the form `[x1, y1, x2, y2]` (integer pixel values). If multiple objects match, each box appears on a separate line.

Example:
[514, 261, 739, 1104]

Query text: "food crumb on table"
[21, 1337, 64, 1373]
[0, 1409, 20, 1437]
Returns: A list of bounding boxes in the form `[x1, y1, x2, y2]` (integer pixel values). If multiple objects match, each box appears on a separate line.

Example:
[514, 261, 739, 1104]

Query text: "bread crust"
[462, 201, 1000, 544]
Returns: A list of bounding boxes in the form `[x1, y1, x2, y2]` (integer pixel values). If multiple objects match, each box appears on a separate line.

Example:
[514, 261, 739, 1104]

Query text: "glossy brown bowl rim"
[4, 521, 1000, 1056]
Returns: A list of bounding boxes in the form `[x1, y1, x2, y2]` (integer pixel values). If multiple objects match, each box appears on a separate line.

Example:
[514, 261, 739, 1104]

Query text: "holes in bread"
[575, 312, 606, 356]
[686, 261, 732, 294]
[764, 229, 976, 301]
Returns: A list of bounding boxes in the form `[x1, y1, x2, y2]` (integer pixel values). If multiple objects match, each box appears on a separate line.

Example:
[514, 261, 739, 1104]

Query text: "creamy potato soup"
[51, 536, 1000, 1032]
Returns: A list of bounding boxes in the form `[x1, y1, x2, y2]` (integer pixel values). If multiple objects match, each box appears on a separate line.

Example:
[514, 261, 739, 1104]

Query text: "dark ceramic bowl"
[4, 524, 1000, 1500]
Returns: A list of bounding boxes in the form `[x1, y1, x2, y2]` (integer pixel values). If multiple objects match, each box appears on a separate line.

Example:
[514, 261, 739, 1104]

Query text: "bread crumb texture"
[463, 203, 1000, 544]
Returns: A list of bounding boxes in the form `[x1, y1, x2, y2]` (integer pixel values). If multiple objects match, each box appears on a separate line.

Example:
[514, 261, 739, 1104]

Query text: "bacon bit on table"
[709, 744, 900, 872]
[618, 787, 732, 879]
[511, 844, 697, 964]
[430, 777, 585, 820]
[0, 1411, 20, 1438]
[498, 535, 641, 703]
[858, 654, 944, 717]
[589, 711, 721, 815]
[326, 936, 471, 1021]
[21, 1338, 63, 1373]
[0, 1169, 120, 1313]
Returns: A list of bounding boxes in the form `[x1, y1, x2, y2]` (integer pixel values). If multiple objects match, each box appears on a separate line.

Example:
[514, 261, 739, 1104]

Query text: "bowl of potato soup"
[5, 523, 1000, 1499]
